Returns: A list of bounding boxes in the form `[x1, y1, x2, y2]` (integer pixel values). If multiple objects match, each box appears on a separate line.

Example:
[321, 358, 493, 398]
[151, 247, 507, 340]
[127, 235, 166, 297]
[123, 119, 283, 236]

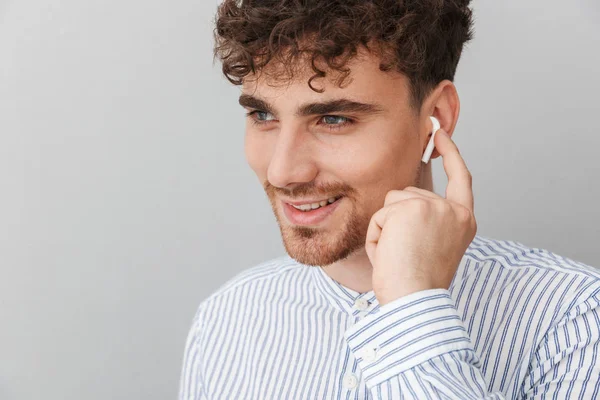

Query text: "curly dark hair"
[214, 0, 474, 111]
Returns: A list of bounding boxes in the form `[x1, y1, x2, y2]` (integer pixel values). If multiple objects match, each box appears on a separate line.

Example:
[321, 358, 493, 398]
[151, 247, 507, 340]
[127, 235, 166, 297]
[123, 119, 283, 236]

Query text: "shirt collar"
[302, 235, 482, 316]
[309, 263, 379, 316]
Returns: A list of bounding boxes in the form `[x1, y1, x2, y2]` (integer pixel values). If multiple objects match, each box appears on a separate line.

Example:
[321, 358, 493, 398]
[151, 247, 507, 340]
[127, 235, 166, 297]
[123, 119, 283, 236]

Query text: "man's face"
[241, 51, 425, 267]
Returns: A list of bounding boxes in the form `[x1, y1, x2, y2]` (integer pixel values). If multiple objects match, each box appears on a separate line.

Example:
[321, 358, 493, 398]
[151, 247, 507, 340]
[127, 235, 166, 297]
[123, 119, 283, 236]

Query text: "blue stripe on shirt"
[179, 234, 600, 399]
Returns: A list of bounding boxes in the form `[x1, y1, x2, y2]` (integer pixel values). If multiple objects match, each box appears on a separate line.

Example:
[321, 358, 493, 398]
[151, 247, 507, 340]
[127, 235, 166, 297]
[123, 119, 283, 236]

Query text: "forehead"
[241, 49, 410, 108]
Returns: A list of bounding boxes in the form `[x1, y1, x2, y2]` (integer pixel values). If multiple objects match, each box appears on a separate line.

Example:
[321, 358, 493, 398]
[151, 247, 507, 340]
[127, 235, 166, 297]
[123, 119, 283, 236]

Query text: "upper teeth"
[291, 197, 339, 211]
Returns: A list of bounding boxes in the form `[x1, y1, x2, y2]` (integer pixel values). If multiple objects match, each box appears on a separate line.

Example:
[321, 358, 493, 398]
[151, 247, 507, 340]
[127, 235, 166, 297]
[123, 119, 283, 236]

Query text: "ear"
[420, 80, 460, 160]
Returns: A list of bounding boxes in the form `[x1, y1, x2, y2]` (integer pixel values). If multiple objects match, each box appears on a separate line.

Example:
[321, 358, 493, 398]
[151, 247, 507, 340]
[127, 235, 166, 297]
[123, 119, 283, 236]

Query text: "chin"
[278, 218, 366, 267]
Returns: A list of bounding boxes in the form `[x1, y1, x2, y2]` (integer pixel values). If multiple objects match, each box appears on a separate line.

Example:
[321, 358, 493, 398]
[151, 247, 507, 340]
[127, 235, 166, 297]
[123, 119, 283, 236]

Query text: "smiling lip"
[282, 196, 341, 206]
[282, 197, 343, 225]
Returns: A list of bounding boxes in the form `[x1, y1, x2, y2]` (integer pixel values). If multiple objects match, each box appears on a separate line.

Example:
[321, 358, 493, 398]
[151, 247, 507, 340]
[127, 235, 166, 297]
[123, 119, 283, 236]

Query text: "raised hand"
[365, 127, 477, 306]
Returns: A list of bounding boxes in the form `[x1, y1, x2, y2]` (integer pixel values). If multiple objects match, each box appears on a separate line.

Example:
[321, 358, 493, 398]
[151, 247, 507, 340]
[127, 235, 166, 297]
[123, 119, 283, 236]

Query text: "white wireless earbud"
[421, 116, 441, 164]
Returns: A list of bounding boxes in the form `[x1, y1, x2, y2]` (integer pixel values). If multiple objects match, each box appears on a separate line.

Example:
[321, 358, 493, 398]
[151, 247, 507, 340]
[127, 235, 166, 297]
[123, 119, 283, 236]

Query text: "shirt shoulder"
[189, 255, 303, 322]
[466, 234, 600, 276]
[460, 234, 600, 314]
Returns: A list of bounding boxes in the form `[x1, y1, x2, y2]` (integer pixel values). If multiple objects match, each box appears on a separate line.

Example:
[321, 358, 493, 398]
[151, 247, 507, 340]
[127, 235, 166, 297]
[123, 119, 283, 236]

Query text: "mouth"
[281, 195, 344, 226]
[286, 195, 343, 211]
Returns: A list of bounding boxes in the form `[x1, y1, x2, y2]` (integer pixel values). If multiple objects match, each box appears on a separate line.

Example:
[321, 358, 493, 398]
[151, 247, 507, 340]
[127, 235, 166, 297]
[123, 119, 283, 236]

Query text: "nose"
[267, 126, 318, 189]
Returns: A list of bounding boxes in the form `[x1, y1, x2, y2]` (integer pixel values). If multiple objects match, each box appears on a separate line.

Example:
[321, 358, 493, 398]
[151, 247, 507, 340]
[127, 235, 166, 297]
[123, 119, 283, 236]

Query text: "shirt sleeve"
[178, 306, 207, 400]
[344, 288, 600, 399]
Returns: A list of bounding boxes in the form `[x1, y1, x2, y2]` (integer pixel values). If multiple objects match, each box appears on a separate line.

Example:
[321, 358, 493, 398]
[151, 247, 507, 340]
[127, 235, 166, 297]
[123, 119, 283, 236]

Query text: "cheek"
[330, 138, 419, 208]
[331, 141, 413, 186]
[244, 131, 271, 176]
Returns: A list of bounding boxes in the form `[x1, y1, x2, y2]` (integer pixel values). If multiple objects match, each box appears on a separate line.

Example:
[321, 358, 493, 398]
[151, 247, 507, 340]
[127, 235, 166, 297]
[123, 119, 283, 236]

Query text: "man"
[179, 0, 600, 398]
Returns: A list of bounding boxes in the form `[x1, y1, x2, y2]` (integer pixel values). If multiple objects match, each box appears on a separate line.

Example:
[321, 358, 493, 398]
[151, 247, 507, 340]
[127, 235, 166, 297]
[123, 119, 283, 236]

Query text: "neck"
[321, 162, 433, 294]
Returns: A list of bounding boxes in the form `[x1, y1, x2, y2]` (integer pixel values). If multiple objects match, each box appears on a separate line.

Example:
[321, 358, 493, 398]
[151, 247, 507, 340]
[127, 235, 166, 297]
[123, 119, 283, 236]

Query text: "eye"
[246, 110, 276, 124]
[321, 115, 349, 125]
[318, 115, 354, 131]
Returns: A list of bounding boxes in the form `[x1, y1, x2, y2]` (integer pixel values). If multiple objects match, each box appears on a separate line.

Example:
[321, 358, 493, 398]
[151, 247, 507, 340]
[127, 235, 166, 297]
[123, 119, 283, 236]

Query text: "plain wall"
[0, 0, 598, 399]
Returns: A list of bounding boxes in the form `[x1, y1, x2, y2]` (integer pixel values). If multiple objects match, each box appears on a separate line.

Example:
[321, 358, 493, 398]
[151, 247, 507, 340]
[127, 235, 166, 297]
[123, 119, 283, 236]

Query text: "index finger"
[433, 128, 474, 212]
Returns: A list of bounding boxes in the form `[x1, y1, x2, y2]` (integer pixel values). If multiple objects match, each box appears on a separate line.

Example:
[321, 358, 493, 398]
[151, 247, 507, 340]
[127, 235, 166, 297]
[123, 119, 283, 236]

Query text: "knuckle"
[458, 206, 474, 224]
[384, 191, 396, 204]
[440, 201, 454, 213]
[409, 198, 430, 213]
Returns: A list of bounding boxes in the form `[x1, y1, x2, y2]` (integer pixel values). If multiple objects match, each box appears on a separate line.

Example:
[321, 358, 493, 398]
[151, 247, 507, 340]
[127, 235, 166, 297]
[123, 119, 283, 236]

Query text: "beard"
[273, 195, 370, 267]
[263, 163, 423, 268]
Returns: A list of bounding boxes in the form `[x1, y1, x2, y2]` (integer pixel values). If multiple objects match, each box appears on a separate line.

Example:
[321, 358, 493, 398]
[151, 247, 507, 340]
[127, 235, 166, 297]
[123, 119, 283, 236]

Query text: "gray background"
[1, 0, 599, 399]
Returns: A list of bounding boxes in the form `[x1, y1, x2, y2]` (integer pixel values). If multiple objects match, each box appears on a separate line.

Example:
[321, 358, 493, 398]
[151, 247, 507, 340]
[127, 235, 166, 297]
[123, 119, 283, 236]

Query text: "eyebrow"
[238, 94, 385, 117]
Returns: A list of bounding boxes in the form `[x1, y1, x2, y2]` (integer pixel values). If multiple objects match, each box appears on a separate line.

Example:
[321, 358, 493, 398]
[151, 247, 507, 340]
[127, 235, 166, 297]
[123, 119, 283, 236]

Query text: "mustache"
[264, 180, 356, 200]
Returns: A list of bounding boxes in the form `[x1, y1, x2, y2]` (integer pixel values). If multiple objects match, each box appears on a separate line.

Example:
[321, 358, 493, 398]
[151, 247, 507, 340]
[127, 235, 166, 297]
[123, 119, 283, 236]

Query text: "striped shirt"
[178, 234, 600, 399]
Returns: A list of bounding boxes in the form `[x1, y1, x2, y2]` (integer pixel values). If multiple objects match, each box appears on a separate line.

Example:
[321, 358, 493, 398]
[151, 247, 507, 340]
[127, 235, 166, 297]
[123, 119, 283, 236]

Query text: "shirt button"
[354, 297, 369, 311]
[342, 373, 358, 389]
[360, 346, 379, 362]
